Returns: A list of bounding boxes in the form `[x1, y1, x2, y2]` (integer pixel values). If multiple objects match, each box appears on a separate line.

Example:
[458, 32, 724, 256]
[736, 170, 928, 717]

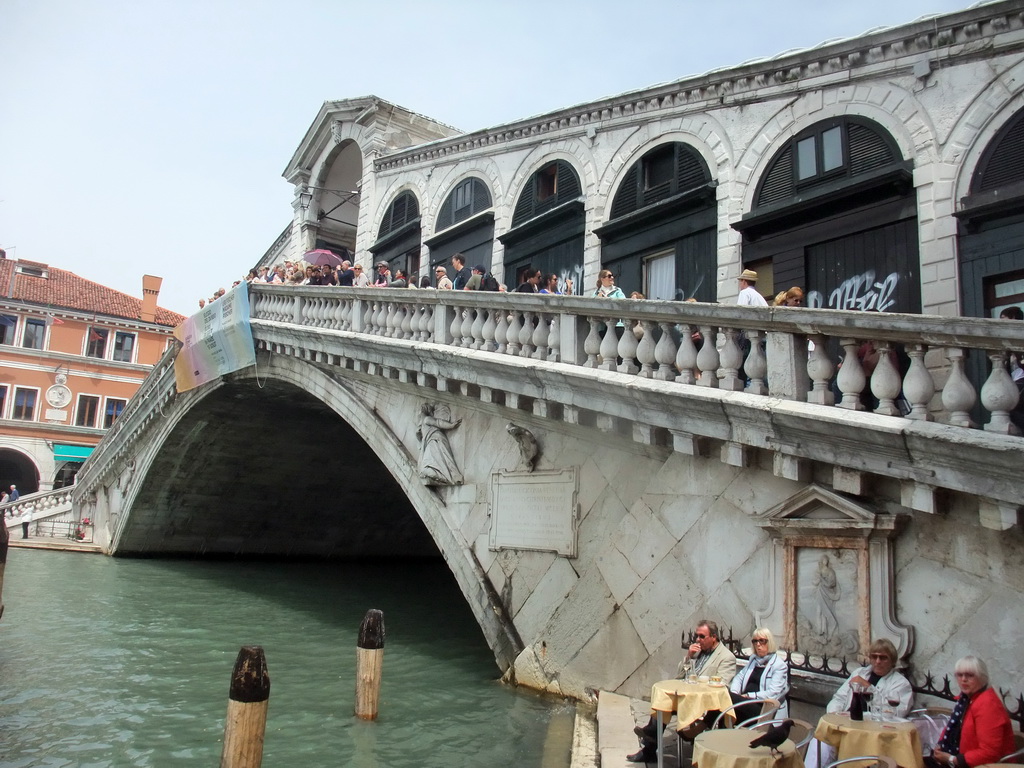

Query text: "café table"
[693, 728, 804, 768]
[814, 712, 925, 768]
[649, 680, 734, 768]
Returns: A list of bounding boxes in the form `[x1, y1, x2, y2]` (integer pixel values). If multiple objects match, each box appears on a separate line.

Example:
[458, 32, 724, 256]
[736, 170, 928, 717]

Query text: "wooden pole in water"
[355, 609, 385, 720]
[221, 645, 270, 768]
[0, 518, 8, 620]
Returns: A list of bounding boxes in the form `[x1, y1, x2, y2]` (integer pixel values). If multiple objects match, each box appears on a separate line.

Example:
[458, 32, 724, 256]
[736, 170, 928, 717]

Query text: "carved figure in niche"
[417, 403, 463, 486]
[797, 548, 860, 657]
[814, 554, 841, 642]
[506, 423, 539, 472]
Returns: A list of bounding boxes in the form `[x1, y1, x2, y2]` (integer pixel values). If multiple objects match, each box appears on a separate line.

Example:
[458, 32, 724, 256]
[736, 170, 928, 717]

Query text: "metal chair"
[908, 706, 952, 755]
[746, 718, 814, 757]
[823, 756, 898, 768]
[711, 697, 781, 729]
[997, 730, 1024, 762]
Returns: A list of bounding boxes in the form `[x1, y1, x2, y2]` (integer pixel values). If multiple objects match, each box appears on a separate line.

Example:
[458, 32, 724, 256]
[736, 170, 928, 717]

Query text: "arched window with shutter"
[424, 178, 496, 277]
[369, 190, 423, 280]
[735, 116, 917, 313]
[595, 142, 717, 301]
[499, 160, 585, 292]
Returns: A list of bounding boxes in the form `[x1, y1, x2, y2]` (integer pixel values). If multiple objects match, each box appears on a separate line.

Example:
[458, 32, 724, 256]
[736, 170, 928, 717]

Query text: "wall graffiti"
[558, 264, 584, 295]
[806, 269, 899, 312]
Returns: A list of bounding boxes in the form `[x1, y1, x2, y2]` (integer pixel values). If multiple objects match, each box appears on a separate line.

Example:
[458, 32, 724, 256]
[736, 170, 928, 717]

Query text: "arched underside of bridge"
[115, 377, 437, 559]
[108, 353, 523, 671]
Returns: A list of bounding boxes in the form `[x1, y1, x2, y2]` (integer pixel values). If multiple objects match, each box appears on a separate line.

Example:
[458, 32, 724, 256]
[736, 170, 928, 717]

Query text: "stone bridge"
[72, 285, 1024, 700]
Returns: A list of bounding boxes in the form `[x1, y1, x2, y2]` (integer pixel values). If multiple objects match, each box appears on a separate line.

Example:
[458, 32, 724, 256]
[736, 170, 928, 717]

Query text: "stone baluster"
[941, 347, 976, 428]
[902, 343, 935, 421]
[413, 304, 426, 341]
[598, 319, 618, 371]
[675, 326, 698, 385]
[519, 311, 535, 357]
[871, 342, 902, 416]
[338, 297, 351, 330]
[402, 304, 415, 339]
[375, 301, 388, 336]
[506, 311, 522, 355]
[718, 328, 744, 391]
[532, 312, 550, 360]
[386, 302, 400, 338]
[470, 306, 486, 349]
[745, 330, 768, 395]
[547, 314, 561, 362]
[695, 327, 719, 388]
[806, 334, 835, 405]
[365, 301, 378, 334]
[637, 321, 657, 378]
[482, 308, 498, 352]
[450, 307, 464, 347]
[836, 338, 866, 410]
[460, 307, 475, 348]
[583, 317, 601, 368]
[654, 322, 677, 381]
[495, 310, 509, 354]
[981, 351, 1022, 435]
[617, 317, 640, 375]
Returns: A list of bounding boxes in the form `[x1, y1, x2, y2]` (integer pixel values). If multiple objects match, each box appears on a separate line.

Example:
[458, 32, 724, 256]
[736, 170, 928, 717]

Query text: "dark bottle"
[850, 690, 865, 721]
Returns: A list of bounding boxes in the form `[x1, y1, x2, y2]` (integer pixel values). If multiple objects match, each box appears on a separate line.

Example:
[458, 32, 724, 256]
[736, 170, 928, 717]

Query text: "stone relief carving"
[416, 403, 462, 486]
[506, 423, 539, 472]
[753, 484, 913, 659]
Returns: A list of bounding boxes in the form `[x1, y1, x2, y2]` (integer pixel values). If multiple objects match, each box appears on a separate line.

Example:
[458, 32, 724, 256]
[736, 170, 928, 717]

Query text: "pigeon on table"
[749, 719, 794, 758]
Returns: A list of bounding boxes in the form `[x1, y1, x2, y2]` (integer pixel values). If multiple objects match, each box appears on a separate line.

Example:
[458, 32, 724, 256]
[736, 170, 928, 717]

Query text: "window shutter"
[973, 109, 1024, 193]
[848, 122, 895, 176]
[556, 161, 582, 203]
[610, 165, 641, 219]
[757, 147, 794, 207]
[511, 179, 536, 227]
[677, 145, 710, 192]
[378, 191, 420, 239]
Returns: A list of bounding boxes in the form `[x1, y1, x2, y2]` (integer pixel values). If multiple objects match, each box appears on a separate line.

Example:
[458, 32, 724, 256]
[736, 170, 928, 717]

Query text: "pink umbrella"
[303, 249, 344, 268]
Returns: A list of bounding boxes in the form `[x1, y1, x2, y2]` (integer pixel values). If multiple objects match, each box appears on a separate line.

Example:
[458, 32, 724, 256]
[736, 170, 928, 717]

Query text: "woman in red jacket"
[928, 656, 1016, 768]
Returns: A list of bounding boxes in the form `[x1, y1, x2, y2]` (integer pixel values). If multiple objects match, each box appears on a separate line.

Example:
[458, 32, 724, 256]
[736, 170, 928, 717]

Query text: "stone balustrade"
[250, 285, 1024, 437]
[3, 486, 75, 526]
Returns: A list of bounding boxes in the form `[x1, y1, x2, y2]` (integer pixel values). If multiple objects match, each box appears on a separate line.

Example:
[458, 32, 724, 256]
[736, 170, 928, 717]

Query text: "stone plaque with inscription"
[45, 409, 68, 422]
[489, 468, 578, 557]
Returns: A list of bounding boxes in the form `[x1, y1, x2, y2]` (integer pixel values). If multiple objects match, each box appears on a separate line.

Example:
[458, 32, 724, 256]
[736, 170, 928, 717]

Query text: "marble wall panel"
[622, 554, 699, 655]
[512, 556, 579, 643]
[557, 607, 650, 695]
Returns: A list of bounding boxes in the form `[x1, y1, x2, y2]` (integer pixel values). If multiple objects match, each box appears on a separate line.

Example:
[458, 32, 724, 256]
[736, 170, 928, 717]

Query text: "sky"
[1, 0, 976, 318]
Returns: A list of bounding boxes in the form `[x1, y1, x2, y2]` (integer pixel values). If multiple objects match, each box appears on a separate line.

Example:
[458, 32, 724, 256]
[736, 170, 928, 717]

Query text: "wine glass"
[884, 695, 901, 721]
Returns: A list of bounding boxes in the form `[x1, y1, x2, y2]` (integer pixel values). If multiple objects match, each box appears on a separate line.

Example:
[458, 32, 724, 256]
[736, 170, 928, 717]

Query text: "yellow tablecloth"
[814, 713, 924, 768]
[650, 680, 734, 728]
[693, 728, 803, 768]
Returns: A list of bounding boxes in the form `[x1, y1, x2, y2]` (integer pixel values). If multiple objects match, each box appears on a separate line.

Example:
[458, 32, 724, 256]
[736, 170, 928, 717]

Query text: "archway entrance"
[0, 448, 39, 496]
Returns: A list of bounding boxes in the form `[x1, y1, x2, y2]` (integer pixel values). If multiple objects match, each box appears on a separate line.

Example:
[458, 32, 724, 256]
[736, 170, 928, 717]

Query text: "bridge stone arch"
[88, 351, 521, 671]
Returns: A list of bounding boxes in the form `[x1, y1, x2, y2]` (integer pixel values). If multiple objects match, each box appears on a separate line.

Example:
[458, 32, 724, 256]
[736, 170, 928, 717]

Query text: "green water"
[0, 550, 574, 767]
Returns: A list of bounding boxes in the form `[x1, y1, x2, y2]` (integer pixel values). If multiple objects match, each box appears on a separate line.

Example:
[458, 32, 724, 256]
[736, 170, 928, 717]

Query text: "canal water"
[0, 550, 575, 767]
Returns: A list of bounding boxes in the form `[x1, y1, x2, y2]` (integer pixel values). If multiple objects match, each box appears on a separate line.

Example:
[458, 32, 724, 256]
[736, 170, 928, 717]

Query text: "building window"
[643, 146, 675, 191]
[103, 398, 127, 428]
[985, 269, 1024, 318]
[0, 384, 7, 418]
[644, 250, 676, 301]
[12, 388, 37, 420]
[796, 124, 845, 183]
[0, 315, 17, 345]
[86, 328, 109, 358]
[435, 178, 493, 232]
[22, 318, 46, 350]
[537, 165, 558, 202]
[76, 395, 100, 428]
[112, 331, 136, 362]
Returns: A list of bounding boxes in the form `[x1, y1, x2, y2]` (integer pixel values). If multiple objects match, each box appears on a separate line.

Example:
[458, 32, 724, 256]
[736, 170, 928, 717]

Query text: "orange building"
[0, 254, 184, 494]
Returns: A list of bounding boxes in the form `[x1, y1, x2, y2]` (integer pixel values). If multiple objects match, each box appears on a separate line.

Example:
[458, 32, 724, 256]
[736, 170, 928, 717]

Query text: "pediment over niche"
[755, 484, 901, 539]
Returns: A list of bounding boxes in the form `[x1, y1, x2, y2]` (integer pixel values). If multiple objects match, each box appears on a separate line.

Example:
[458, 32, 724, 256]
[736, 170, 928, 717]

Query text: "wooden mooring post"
[0, 519, 8, 620]
[355, 609, 385, 720]
[221, 645, 270, 768]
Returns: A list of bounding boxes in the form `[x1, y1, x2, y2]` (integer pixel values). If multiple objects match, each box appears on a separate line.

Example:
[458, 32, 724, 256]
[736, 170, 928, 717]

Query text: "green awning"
[53, 444, 94, 462]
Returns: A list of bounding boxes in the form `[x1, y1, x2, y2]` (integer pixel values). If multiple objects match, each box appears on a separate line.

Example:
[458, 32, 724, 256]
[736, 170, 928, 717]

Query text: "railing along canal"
[250, 285, 1024, 436]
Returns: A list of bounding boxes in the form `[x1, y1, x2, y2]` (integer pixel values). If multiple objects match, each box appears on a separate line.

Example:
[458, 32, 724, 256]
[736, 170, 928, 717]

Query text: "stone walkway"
[6, 533, 103, 553]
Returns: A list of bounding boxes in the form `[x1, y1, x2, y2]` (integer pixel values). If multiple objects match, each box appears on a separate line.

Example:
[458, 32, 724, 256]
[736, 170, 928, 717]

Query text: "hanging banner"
[173, 283, 256, 393]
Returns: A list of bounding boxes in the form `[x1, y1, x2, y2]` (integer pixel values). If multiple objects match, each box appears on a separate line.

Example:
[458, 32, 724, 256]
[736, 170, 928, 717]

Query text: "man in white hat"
[737, 268, 768, 307]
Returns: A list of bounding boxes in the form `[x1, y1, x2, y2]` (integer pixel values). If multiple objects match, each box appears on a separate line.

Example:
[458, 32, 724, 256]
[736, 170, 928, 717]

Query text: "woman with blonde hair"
[592, 269, 625, 299]
[773, 286, 804, 306]
[729, 628, 790, 720]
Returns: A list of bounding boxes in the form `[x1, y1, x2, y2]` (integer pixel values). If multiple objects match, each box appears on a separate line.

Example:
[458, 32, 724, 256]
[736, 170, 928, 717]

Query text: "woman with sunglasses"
[927, 657, 1014, 768]
[729, 628, 790, 721]
[805, 638, 914, 768]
